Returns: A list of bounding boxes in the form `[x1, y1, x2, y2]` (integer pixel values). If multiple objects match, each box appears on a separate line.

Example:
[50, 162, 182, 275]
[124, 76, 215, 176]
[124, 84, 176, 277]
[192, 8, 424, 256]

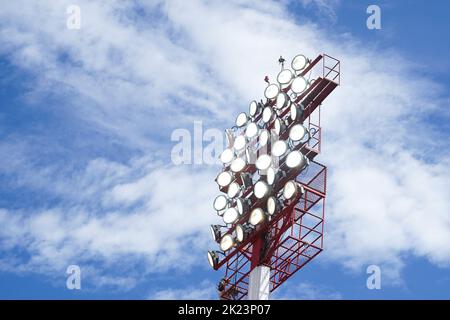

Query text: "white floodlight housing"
[274, 118, 286, 136]
[291, 54, 308, 71]
[289, 124, 308, 142]
[207, 250, 219, 269]
[236, 112, 248, 127]
[210, 224, 222, 242]
[291, 76, 308, 94]
[220, 148, 234, 164]
[283, 180, 305, 200]
[245, 122, 259, 139]
[262, 106, 273, 123]
[233, 135, 247, 151]
[275, 92, 290, 110]
[230, 157, 246, 173]
[235, 198, 250, 215]
[249, 208, 266, 226]
[264, 84, 279, 100]
[249, 100, 259, 117]
[223, 207, 240, 224]
[267, 196, 282, 216]
[235, 224, 249, 243]
[271, 140, 288, 157]
[277, 69, 293, 85]
[256, 154, 272, 171]
[213, 195, 229, 212]
[220, 234, 235, 251]
[216, 171, 233, 188]
[254, 180, 270, 199]
[286, 150, 307, 168]
[259, 129, 270, 147]
[227, 182, 241, 198]
[266, 166, 276, 185]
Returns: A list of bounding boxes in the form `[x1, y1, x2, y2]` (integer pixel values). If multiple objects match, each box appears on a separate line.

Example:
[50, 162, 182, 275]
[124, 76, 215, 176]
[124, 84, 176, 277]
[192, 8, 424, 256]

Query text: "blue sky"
[0, 1, 449, 299]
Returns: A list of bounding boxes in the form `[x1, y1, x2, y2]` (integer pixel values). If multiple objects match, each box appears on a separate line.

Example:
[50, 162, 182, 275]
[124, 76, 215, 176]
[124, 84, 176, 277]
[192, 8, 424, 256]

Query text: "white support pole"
[248, 266, 270, 300]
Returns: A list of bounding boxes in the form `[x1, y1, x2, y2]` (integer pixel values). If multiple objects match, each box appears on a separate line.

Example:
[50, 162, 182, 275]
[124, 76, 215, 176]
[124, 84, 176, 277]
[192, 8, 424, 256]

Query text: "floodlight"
[254, 180, 270, 199]
[275, 92, 290, 110]
[220, 148, 234, 164]
[267, 196, 282, 216]
[256, 154, 272, 170]
[216, 171, 233, 187]
[245, 122, 259, 139]
[249, 208, 266, 226]
[291, 54, 308, 71]
[235, 198, 250, 215]
[207, 250, 219, 269]
[266, 166, 276, 185]
[211, 224, 222, 242]
[277, 69, 293, 85]
[259, 129, 270, 147]
[225, 129, 234, 148]
[236, 112, 248, 127]
[235, 224, 252, 243]
[213, 195, 229, 212]
[286, 150, 307, 168]
[289, 124, 308, 142]
[271, 140, 288, 157]
[283, 180, 305, 200]
[220, 234, 235, 251]
[262, 107, 273, 123]
[273, 118, 286, 136]
[230, 157, 246, 173]
[264, 84, 279, 100]
[227, 182, 241, 198]
[249, 100, 259, 117]
[223, 207, 239, 224]
[233, 135, 247, 151]
[290, 102, 304, 123]
[291, 76, 308, 94]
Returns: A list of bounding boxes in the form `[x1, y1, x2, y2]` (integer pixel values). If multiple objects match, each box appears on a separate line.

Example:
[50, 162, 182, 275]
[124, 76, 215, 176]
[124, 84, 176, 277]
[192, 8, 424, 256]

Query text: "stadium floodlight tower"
[208, 53, 340, 300]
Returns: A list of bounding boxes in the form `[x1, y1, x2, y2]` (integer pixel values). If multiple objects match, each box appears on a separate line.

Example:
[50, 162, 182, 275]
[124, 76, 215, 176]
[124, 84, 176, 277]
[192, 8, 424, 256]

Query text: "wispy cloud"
[0, 0, 449, 296]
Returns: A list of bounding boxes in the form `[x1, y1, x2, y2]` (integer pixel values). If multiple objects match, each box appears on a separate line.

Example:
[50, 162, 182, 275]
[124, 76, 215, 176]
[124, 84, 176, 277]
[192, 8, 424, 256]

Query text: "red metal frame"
[216, 54, 339, 300]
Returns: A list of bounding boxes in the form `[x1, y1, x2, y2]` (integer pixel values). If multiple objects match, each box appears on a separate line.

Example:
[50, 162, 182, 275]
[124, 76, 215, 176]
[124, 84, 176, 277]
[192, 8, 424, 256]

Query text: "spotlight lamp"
[220, 148, 234, 164]
[233, 135, 247, 151]
[210, 224, 223, 242]
[258, 129, 270, 147]
[262, 106, 273, 123]
[235, 224, 253, 243]
[264, 83, 280, 100]
[227, 182, 242, 198]
[207, 250, 220, 269]
[277, 69, 294, 86]
[282, 180, 305, 200]
[236, 112, 248, 127]
[213, 195, 229, 214]
[249, 208, 266, 226]
[291, 76, 308, 94]
[245, 122, 259, 139]
[289, 124, 309, 142]
[267, 196, 282, 216]
[216, 171, 233, 188]
[249, 100, 259, 118]
[285, 150, 308, 169]
[223, 207, 240, 224]
[271, 140, 288, 157]
[230, 157, 247, 173]
[291, 54, 309, 71]
[220, 234, 236, 251]
[254, 180, 271, 199]
[235, 197, 251, 216]
[290, 103, 304, 123]
[275, 92, 290, 110]
[255, 154, 272, 171]
[273, 117, 286, 136]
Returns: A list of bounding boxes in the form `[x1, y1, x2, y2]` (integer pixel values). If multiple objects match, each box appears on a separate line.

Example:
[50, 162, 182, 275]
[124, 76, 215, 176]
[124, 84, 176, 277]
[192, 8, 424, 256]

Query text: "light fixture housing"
[271, 140, 288, 157]
[213, 195, 229, 213]
[254, 180, 270, 199]
[249, 208, 266, 226]
[227, 182, 241, 198]
[207, 250, 219, 269]
[256, 154, 272, 170]
[289, 124, 308, 142]
[245, 122, 259, 139]
[291, 54, 308, 71]
[291, 76, 308, 94]
[267, 196, 282, 216]
[264, 84, 279, 100]
[230, 157, 247, 173]
[262, 106, 273, 123]
[220, 148, 234, 164]
[286, 150, 307, 169]
[210, 224, 222, 242]
[236, 112, 248, 127]
[233, 135, 247, 151]
[235, 224, 252, 243]
[220, 234, 236, 251]
[283, 180, 305, 200]
[223, 207, 240, 224]
[216, 171, 233, 188]
[277, 69, 293, 85]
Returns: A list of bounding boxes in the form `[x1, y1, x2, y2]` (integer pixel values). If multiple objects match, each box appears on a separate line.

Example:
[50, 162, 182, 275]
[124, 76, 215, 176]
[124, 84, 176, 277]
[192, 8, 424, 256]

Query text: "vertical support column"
[248, 266, 270, 300]
[248, 234, 270, 300]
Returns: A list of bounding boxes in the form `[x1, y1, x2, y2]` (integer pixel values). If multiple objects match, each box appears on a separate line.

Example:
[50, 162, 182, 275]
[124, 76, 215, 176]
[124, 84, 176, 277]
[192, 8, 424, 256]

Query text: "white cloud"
[149, 280, 217, 300]
[274, 281, 342, 300]
[0, 0, 449, 294]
